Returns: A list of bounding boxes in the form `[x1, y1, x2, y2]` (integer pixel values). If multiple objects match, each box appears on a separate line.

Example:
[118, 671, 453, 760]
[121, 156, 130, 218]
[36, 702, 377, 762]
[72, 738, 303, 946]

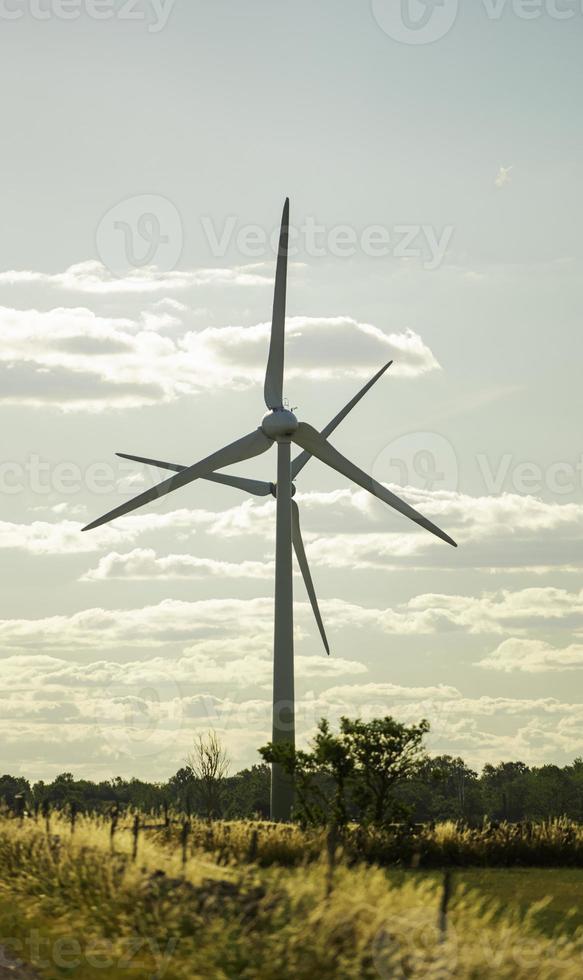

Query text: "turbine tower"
[83, 199, 457, 821]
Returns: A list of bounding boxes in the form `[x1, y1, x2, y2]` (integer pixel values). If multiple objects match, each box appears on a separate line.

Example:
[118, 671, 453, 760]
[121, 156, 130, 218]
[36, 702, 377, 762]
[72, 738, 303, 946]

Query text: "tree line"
[2, 716, 583, 825]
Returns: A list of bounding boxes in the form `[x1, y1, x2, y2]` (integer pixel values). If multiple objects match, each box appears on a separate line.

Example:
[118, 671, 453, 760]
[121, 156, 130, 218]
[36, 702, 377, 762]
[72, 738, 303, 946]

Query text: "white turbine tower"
[83, 199, 457, 821]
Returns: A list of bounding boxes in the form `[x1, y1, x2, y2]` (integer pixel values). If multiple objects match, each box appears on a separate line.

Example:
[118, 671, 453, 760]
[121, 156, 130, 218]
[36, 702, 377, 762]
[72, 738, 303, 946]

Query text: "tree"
[277, 719, 356, 827]
[169, 767, 196, 815]
[0, 775, 30, 809]
[260, 715, 430, 828]
[481, 762, 530, 821]
[185, 731, 230, 819]
[566, 758, 583, 821]
[226, 765, 271, 819]
[525, 765, 577, 820]
[341, 716, 430, 825]
[401, 755, 481, 822]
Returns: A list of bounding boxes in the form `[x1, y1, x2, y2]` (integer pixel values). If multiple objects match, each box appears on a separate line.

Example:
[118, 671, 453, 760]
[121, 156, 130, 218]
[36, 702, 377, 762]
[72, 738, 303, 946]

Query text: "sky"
[1, 0, 583, 782]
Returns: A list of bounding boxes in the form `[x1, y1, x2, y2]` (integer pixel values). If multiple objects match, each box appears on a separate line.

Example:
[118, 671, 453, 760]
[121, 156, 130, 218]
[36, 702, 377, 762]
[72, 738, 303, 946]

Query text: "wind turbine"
[82, 199, 457, 821]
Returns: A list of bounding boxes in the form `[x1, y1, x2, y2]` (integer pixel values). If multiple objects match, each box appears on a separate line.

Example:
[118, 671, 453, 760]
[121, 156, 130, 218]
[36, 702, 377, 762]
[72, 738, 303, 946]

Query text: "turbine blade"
[291, 360, 393, 480]
[264, 198, 289, 410]
[116, 454, 272, 497]
[206, 473, 273, 497]
[117, 453, 183, 473]
[291, 500, 330, 655]
[291, 423, 457, 548]
[83, 429, 273, 531]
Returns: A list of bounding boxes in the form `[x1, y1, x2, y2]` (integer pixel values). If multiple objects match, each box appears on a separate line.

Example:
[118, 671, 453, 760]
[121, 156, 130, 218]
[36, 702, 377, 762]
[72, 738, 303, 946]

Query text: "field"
[0, 814, 582, 978]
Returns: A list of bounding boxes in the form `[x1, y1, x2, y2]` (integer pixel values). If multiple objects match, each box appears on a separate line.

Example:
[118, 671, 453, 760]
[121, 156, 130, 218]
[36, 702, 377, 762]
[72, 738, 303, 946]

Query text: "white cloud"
[6, 488, 583, 582]
[0, 647, 365, 696]
[0, 598, 276, 652]
[198, 316, 439, 381]
[0, 510, 213, 555]
[0, 260, 272, 295]
[320, 585, 583, 637]
[301, 488, 583, 572]
[1, 648, 582, 778]
[82, 548, 274, 581]
[478, 637, 583, 673]
[1, 586, 582, 658]
[0, 304, 438, 410]
[0, 646, 366, 776]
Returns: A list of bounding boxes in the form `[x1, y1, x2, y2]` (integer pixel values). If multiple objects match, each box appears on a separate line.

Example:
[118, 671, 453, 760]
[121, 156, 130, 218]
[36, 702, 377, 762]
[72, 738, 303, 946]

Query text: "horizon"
[4, 748, 583, 790]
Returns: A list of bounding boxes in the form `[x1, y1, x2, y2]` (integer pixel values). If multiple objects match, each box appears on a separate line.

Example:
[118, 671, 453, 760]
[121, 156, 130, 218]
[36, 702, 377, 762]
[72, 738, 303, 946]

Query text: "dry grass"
[151, 814, 583, 868]
[0, 814, 582, 978]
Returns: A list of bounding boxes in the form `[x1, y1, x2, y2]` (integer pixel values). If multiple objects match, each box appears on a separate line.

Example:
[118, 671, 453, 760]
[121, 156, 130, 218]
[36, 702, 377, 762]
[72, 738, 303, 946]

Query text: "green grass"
[387, 868, 583, 938]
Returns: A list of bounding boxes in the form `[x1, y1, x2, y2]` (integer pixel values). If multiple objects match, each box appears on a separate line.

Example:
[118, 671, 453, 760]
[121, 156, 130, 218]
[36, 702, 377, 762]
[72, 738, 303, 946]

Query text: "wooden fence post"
[132, 814, 140, 862]
[326, 822, 339, 899]
[181, 820, 191, 869]
[438, 870, 453, 941]
[110, 805, 119, 853]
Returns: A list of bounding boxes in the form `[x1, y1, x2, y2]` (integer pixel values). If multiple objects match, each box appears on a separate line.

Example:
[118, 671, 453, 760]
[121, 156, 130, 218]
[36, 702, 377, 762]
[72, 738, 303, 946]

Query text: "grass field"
[388, 868, 583, 938]
[0, 815, 582, 978]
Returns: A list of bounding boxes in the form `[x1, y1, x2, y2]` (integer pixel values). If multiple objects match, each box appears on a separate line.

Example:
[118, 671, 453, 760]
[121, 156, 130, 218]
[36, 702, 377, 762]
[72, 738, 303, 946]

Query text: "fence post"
[132, 814, 140, 862]
[42, 800, 51, 836]
[181, 820, 191, 869]
[110, 805, 119, 853]
[247, 828, 259, 863]
[326, 822, 339, 899]
[438, 870, 453, 941]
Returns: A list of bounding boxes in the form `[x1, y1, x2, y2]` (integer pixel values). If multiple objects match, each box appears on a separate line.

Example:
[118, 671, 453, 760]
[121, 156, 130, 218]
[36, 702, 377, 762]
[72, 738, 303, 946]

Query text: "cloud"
[0, 645, 366, 777]
[0, 647, 365, 696]
[0, 506, 275, 558]
[198, 316, 439, 380]
[400, 487, 583, 537]
[82, 548, 274, 581]
[0, 260, 272, 295]
[0, 598, 277, 652]
[0, 510, 214, 555]
[293, 488, 583, 574]
[320, 586, 583, 637]
[2, 647, 583, 779]
[2, 584, 583, 661]
[478, 637, 583, 673]
[304, 682, 583, 769]
[6, 485, 583, 586]
[301, 488, 583, 572]
[0, 304, 438, 410]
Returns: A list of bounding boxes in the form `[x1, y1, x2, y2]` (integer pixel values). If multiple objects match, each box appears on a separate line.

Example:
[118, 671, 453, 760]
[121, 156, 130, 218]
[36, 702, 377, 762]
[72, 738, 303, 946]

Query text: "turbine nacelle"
[261, 408, 299, 440]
